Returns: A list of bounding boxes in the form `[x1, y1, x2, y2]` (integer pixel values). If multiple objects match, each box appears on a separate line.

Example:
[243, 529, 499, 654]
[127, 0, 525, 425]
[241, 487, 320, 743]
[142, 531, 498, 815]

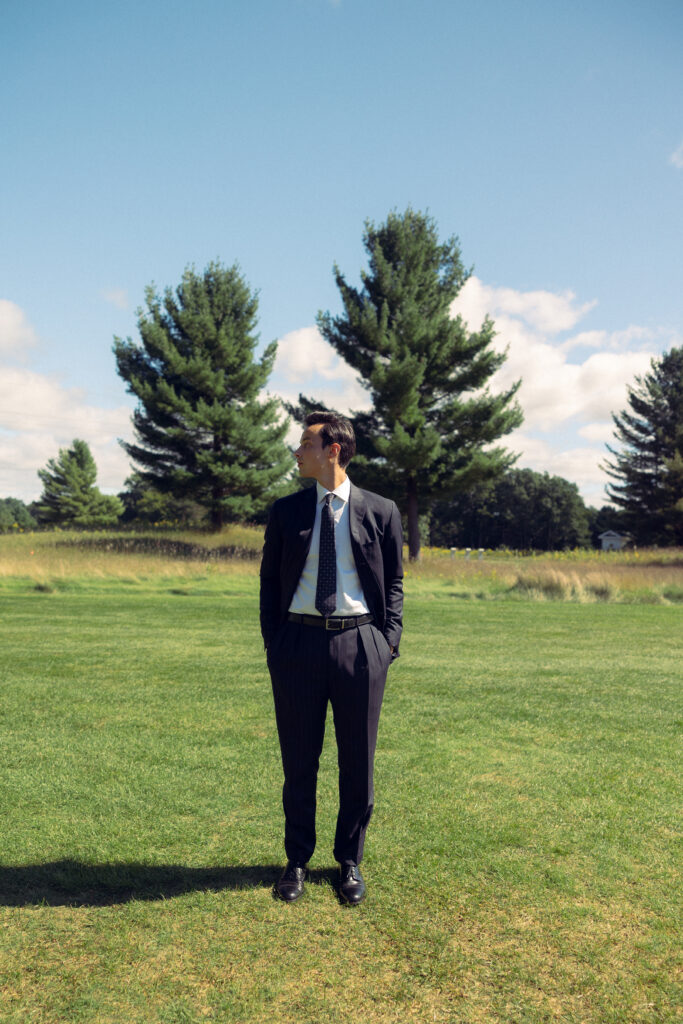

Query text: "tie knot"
[324, 493, 333, 507]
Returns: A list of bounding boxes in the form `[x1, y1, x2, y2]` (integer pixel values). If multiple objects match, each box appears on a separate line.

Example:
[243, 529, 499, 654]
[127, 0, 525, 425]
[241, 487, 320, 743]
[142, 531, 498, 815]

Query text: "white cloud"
[559, 329, 608, 352]
[578, 422, 614, 443]
[0, 307, 134, 502]
[0, 367, 129, 439]
[608, 325, 659, 349]
[559, 325, 656, 354]
[670, 141, 683, 169]
[452, 276, 657, 432]
[0, 300, 39, 356]
[0, 428, 129, 503]
[101, 289, 129, 310]
[503, 431, 609, 506]
[574, 351, 652, 421]
[448, 275, 675, 502]
[270, 325, 372, 413]
[453, 277, 596, 335]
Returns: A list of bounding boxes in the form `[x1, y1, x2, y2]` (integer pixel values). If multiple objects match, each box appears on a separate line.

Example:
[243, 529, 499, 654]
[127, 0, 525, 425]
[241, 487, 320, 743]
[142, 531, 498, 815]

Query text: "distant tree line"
[0, 497, 37, 532]
[0, 465, 625, 551]
[430, 469, 591, 550]
[429, 469, 629, 551]
[4, 209, 680, 547]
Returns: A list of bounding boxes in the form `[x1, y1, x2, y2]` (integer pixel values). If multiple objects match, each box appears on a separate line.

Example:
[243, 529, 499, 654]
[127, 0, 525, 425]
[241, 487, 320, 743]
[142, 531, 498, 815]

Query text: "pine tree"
[604, 346, 683, 545]
[113, 262, 291, 529]
[36, 439, 123, 527]
[315, 209, 523, 559]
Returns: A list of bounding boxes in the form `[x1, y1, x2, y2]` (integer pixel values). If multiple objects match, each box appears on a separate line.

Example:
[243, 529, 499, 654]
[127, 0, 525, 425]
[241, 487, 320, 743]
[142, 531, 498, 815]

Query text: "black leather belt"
[287, 612, 374, 632]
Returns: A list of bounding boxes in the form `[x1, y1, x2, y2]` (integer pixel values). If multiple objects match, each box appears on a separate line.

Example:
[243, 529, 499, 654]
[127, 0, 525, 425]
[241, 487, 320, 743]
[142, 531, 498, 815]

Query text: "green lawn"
[0, 578, 680, 1023]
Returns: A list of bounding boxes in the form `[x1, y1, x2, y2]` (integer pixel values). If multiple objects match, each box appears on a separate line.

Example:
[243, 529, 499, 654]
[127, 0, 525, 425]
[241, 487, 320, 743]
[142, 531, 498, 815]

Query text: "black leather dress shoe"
[339, 864, 366, 905]
[276, 862, 307, 902]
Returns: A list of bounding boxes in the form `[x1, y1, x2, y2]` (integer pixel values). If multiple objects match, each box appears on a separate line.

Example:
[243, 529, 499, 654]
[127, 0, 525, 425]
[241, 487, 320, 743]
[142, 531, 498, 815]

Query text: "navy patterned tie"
[315, 493, 336, 617]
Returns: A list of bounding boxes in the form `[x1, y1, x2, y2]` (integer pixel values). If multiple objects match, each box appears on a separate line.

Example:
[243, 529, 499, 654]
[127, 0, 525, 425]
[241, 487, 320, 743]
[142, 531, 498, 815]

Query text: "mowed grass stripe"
[0, 586, 680, 1023]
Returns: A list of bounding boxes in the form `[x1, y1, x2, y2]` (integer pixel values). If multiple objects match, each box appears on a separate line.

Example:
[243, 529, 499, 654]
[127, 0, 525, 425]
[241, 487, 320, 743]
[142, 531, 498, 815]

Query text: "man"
[260, 412, 403, 905]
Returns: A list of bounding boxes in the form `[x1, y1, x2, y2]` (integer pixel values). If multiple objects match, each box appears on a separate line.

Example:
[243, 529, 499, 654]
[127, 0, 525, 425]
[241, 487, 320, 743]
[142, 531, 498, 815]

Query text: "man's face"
[295, 424, 330, 480]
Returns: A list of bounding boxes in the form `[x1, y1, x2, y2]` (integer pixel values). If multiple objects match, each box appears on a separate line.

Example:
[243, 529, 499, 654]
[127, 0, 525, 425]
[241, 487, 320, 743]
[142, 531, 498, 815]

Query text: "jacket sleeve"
[259, 502, 282, 650]
[382, 501, 404, 658]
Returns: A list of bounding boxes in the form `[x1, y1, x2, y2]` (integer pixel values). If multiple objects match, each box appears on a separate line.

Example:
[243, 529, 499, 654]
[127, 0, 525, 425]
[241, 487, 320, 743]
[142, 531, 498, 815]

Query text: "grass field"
[0, 534, 681, 1022]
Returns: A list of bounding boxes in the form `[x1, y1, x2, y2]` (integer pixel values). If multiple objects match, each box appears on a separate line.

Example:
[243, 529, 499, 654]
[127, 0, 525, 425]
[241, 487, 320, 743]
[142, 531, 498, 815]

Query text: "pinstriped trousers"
[267, 619, 392, 866]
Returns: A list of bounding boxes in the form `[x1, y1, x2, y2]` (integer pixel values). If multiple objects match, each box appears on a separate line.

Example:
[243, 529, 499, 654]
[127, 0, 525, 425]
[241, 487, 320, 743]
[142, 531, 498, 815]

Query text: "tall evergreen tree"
[36, 439, 123, 527]
[113, 262, 291, 529]
[315, 208, 523, 558]
[604, 346, 683, 545]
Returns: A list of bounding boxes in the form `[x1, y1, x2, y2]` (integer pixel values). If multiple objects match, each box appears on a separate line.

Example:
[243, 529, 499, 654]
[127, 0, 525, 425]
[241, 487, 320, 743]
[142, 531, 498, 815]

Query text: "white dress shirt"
[289, 477, 370, 617]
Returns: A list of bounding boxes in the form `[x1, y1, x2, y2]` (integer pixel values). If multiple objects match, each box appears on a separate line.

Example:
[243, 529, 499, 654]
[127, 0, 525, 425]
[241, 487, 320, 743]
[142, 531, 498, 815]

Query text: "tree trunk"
[407, 477, 421, 561]
[211, 487, 223, 531]
[211, 438, 224, 532]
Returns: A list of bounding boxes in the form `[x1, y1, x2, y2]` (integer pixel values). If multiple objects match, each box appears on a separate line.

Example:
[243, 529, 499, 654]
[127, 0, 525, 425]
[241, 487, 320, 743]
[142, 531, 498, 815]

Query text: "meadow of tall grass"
[1, 529, 681, 604]
[0, 527, 262, 591]
[410, 545, 683, 604]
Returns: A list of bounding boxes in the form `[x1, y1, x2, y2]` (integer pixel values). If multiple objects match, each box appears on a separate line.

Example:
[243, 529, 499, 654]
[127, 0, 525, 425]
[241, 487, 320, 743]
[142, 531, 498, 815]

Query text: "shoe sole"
[339, 888, 366, 905]
[277, 890, 305, 902]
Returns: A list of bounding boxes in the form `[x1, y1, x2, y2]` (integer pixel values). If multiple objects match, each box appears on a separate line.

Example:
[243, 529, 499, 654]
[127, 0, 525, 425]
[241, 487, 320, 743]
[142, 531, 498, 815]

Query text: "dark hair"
[304, 411, 356, 468]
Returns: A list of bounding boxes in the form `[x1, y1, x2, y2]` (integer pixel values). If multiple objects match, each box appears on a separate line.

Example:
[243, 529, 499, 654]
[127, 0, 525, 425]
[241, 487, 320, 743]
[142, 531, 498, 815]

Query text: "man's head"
[295, 411, 356, 482]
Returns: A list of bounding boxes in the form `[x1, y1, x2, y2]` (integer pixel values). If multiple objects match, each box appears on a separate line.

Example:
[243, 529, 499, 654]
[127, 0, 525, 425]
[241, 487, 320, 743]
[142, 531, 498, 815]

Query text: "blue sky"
[1, 0, 682, 507]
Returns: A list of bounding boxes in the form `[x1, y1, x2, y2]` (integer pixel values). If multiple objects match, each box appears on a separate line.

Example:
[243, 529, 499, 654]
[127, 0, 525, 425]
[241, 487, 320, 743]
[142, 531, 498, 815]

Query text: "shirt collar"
[316, 476, 351, 505]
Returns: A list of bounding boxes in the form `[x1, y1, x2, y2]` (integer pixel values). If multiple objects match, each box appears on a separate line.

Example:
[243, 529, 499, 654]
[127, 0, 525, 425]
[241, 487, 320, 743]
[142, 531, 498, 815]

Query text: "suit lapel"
[300, 484, 316, 527]
[281, 487, 317, 613]
[349, 483, 383, 612]
[348, 483, 367, 546]
[295, 483, 317, 559]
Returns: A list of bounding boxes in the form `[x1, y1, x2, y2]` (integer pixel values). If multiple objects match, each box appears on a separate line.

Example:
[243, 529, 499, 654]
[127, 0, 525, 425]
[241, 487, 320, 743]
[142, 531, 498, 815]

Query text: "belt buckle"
[325, 617, 343, 631]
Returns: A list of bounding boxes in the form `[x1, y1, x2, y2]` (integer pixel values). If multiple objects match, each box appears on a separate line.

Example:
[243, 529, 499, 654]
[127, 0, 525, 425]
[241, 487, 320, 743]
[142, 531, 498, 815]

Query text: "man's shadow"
[0, 860, 339, 907]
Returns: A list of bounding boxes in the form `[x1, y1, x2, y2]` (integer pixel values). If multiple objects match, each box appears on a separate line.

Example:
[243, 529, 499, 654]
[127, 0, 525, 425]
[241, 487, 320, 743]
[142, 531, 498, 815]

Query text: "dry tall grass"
[0, 527, 262, 588]
[407, 546, 683, 603]
[1, 530, 682, 602]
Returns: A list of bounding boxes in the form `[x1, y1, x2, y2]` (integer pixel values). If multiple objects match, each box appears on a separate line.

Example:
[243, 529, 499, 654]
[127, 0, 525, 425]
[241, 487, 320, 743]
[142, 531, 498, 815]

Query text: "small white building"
[598, 530, 628, 552]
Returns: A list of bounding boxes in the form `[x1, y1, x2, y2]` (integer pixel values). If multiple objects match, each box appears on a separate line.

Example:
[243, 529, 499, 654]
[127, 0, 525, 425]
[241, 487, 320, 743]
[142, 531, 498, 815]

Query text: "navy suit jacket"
[259, 482, 404, 657]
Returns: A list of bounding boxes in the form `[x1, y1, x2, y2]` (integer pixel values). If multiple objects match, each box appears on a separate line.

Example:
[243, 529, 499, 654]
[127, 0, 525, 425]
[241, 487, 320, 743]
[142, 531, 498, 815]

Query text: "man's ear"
[328, 442, 341, 461]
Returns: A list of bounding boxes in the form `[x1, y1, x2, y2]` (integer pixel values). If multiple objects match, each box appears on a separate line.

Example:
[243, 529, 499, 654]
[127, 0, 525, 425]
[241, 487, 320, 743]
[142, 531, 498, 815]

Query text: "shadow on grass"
[0, 860, 338, 907]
